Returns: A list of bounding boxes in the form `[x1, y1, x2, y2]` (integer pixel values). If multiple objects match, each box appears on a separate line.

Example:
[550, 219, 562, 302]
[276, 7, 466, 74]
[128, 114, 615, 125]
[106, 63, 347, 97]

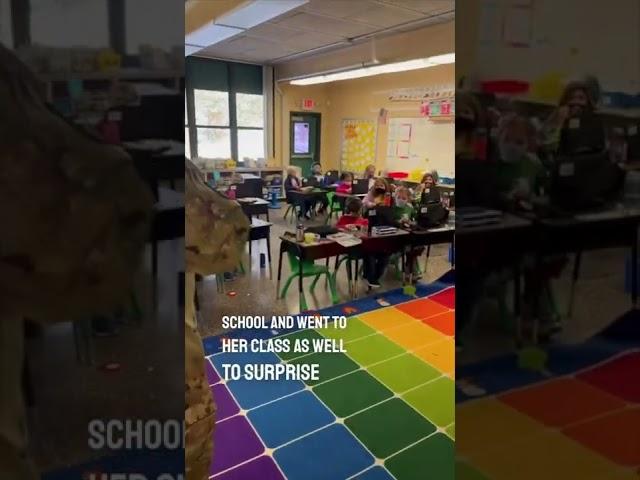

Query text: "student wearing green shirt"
[393, 186, 415, 227]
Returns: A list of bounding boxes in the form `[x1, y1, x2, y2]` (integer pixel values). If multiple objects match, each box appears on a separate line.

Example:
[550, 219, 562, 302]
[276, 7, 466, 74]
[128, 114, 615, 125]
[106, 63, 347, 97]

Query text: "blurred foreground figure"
[0, 45, 153, 477]
[184, 159, 248, 480]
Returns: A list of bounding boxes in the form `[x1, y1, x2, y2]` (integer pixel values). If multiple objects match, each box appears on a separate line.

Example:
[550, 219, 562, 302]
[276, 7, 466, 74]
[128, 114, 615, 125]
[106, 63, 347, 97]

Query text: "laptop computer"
[416, 203, 449, 229]
[550, 151, 622, 211]
[421, 186, 442, 204]
[559, 111, 606, 155]
[351, 178, 369, 195]
[366, 205, 396, 234]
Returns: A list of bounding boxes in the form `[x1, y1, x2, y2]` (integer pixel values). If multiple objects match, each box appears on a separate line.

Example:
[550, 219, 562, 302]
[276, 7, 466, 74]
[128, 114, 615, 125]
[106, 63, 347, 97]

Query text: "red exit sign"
[301, 98, 315, 110]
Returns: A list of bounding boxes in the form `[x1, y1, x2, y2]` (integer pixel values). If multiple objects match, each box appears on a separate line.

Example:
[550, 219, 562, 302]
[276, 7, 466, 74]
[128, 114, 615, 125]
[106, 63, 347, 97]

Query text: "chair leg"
[310, 273, 322, 292]
[280, 274, 297, 299]
[327, 272, 339, 304]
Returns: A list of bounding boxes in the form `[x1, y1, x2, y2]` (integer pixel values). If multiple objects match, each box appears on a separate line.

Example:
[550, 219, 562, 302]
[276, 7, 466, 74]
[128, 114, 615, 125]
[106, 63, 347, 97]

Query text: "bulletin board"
[340, 119, 377, 173]
[386, 117, 454, 178]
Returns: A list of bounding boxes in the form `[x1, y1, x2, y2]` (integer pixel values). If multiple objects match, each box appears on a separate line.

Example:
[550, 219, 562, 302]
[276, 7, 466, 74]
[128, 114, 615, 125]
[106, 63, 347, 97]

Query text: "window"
[185, 99, 191, 159]
[186, 59, 264, 164]
[30, 0, 109, 48]
[293, 122, 310, 154]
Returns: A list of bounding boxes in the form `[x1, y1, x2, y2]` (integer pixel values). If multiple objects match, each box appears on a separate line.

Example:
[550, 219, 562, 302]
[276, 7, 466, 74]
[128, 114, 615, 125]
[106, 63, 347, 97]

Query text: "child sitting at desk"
[308, 162, 329, 214]
[336, 172, 354, 194]
[496, 114, 545, 211]
[414, 171, 441, 202]
[336, 197, 368, 229]
[363, 164, 377, 190]
[393, 186, 415, 227]
[284, 166, 312, 219]
[363, 178, 391, 208]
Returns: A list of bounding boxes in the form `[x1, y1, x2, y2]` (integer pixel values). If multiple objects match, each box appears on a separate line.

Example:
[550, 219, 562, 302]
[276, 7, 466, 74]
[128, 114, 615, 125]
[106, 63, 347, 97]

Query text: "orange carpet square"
[564, 407, 640, 467]
[499, 377, 627, 428]
[395, 297, 450, 321]
[421, 310, 455, 336]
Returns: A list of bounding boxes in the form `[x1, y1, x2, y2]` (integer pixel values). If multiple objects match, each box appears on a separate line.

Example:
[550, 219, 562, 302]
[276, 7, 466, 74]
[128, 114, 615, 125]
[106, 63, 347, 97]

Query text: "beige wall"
[270, 22, 455, 174]
[271, 64, 455, 175]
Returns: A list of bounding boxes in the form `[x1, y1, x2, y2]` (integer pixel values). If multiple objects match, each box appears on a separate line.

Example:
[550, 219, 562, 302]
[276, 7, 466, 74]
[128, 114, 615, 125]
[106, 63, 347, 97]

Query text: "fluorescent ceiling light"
[220, 0, 308, 29]
[185, 0, 308, 49]
[290, 54, 455, 86]
[185, 23, 243, 49]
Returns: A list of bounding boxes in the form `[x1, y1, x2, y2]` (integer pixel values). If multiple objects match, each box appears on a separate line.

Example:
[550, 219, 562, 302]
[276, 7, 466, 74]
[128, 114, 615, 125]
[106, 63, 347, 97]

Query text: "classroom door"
[290, 112, 321, 177]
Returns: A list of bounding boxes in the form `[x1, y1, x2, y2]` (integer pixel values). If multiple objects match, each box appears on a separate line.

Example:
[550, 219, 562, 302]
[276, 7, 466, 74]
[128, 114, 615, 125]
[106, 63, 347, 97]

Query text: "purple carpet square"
[210, 415, 264, 475]
[206, 358, 220, 385]
[213, 455, 284, 480]
[212, 383, 240, 422]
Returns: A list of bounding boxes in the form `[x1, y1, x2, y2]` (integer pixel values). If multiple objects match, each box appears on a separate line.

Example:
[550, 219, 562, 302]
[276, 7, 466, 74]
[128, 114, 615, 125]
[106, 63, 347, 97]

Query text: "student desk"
[456, 213, 536, 343]
[534, 206, 640, 319]
[238, 197, 270, 221]
[153, 187, 185, 293]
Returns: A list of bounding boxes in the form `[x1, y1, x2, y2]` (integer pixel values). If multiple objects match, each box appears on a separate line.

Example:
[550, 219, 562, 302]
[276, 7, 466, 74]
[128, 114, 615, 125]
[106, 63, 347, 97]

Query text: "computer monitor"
[416, 203, 448, 229]
[559, 111, 606, 155]
[366, 206, 395, 233]
[454, 157, 500, 208]
[550, 151, 623, 210]
[421, 186, 442, 204]
[351, 178, 369, 195]
[303, 176, 319, 187]
[325, 170, 339, 185]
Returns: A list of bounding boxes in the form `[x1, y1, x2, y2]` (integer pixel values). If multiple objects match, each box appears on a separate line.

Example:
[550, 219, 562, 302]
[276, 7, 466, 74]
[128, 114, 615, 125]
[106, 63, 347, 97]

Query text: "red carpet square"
[564, 407, 640, 467]
[577, 351, 640, 403]
[421, 311, 455, 336]
[395, 297, 449, 320]
[499, 377, 626, 428]
[430, 287, 455, 309]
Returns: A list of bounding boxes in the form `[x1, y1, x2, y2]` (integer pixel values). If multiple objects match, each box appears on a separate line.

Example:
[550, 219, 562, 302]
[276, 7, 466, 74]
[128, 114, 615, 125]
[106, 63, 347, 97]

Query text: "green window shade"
[230, 62, 262, 94]
[186, 57, 228, 92]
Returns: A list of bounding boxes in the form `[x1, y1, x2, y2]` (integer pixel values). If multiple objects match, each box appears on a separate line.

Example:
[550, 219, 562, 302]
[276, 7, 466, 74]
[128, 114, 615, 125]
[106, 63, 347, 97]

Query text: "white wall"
[471, 0, 640, 93]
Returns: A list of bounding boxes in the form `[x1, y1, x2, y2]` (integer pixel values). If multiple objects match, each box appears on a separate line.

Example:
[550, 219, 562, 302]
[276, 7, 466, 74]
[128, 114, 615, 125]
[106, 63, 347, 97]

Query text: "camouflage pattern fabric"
[184, 159, 249, 480]
[0, 45, 153, 478]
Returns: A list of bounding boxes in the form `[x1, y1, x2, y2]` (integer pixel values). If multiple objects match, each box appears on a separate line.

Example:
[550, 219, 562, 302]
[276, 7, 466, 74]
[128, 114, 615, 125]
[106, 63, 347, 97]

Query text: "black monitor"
[366, 205, 396, 233]
[325, 170, 339, 184]
[302, 176, 319, 187]
[234, 178, 264, 198]
[550, 151, 623, 210]
[421, 186, 442, 204]
[454, 157, 500, 208]
[351, 178, 369, 195]
[559, 111, 606, 155]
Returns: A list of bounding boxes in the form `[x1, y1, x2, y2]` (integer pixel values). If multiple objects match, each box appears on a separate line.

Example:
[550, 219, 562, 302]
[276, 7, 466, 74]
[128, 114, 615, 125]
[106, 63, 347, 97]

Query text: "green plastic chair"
[280, 251, 339, 311]
[324, 191, 344, 224]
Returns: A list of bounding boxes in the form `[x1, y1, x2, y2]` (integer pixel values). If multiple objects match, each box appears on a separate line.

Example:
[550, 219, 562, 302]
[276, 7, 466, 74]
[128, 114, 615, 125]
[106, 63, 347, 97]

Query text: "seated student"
[307, 162, 329, 214]
[392, 186, 415, 227]
[336, 172, 353, 194]
[284, 166, 312, 219]
[414, 170, 441, 202]
[495, 114, 545, 211]
[363, 177, 391, 208]
[336, 197, 368, 229]
[363, 164, 376, 190]
[541, 79, 600, 152]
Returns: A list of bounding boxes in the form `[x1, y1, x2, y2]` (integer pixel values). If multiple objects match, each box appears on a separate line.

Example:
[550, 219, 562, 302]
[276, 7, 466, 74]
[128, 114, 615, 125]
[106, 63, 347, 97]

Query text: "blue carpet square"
[248, 391, 335, 448]
[274, 424, 374, 480]
[211, 351, 305, 409]
[353, 466, 395, 480]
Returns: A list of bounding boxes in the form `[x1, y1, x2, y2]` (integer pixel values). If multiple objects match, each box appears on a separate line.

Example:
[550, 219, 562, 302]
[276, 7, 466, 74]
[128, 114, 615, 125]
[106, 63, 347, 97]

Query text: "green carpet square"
[314, 370, 393, 418]
[277, 329, 325, 361]
[367, 353, 440, 393]
[346, 334, 405, 367]
[402, 377, 454, 427]
[345, 398, 436, 459]
[455, 461, 490, 480]
[386, 433, 453, 480]
[290, 352, 359, 386]
[317, 316, 376, 343]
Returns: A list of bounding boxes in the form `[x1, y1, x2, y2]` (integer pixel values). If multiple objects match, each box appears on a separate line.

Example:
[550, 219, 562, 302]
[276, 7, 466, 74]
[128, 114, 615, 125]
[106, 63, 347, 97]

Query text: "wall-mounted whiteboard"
[386, 117, 454, 178]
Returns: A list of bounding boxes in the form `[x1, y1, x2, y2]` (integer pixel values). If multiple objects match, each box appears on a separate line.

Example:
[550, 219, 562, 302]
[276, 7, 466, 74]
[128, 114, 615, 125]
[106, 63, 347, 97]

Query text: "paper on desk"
[327, 233, 362, 247]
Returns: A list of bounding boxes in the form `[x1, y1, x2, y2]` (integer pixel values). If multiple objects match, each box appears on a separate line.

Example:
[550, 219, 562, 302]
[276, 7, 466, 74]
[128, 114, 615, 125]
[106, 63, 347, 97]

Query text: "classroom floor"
[196, 204, 452, 338]
[204, 281, 455, 480]
[31, 238, 184, 474]
[457, 321, 640, 480]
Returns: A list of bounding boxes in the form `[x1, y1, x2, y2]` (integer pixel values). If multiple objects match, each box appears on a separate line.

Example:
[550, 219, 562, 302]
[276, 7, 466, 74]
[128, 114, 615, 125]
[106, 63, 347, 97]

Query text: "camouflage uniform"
[184, 159, 249, 480]
[0, 46, 152, 478]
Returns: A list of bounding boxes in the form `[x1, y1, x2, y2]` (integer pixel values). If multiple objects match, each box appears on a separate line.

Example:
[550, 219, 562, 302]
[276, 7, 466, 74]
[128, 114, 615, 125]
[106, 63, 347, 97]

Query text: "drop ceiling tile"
[377, 0, 454, 15]
[272, 11, 374, 37]
[246, 21, 302, 41]
[303, 0, 374, 18]
[346, 3, 425, 27]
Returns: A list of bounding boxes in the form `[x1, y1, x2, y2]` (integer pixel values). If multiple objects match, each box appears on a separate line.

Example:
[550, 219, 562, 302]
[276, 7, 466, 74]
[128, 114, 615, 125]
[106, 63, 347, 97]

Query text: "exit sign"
[302, 98, 315, 110]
